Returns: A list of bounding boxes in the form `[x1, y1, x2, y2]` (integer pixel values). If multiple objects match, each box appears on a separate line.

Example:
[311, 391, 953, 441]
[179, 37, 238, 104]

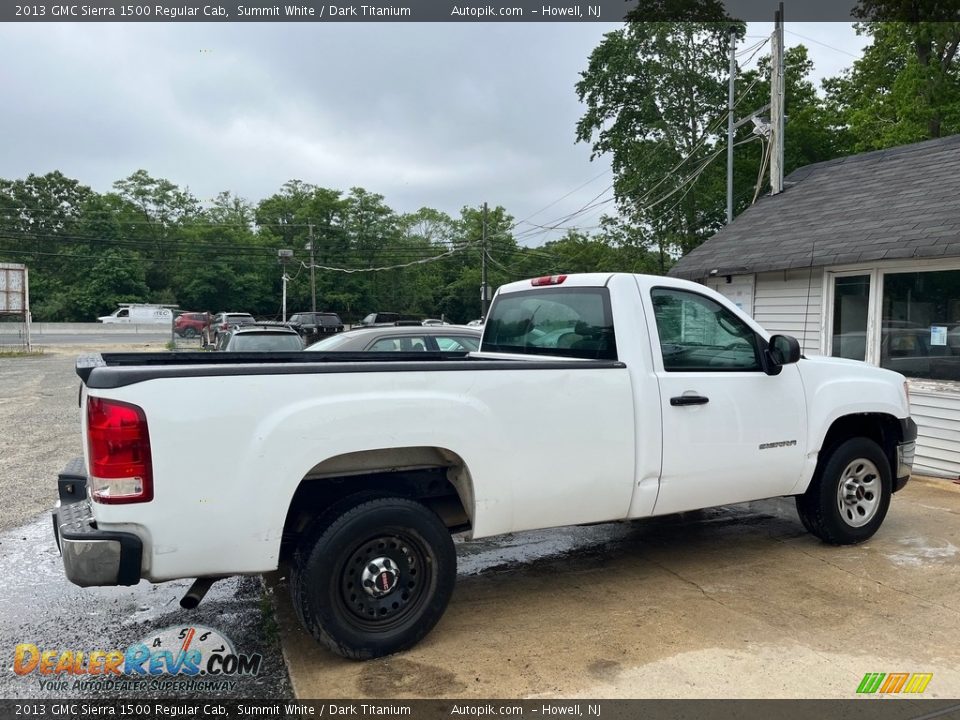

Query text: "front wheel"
[291, 497, 456, 660]
[796, 437, 892, 545]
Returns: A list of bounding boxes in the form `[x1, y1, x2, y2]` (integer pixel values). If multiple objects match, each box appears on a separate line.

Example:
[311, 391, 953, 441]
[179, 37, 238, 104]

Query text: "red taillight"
[86, 397, 153, 504]
[531, 274, 567, 286]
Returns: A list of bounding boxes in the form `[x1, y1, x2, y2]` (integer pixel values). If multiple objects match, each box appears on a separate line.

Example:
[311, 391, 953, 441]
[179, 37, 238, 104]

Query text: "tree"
[824, 21, 960, 150]
[576, 22, 743, 257]
[112, 170, 200, 294]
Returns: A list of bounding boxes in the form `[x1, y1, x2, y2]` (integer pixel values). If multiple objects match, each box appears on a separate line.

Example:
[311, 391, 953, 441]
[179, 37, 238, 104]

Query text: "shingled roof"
[669, 134, 960, 280]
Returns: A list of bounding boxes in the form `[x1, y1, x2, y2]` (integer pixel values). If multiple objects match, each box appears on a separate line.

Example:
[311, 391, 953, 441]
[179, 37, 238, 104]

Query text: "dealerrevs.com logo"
[14, 625, 262, 693]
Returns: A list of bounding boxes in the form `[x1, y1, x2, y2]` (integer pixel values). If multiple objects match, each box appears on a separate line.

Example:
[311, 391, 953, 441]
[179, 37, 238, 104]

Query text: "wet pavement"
[0, 514, 291, 699]
[277, 480, 960, 699]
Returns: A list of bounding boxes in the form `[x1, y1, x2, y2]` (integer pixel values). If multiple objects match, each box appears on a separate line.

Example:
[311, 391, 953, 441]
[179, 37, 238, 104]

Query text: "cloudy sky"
[1, 22, 867, 245]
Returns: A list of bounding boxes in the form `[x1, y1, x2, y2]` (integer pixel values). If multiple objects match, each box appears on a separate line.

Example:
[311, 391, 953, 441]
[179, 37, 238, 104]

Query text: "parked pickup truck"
[53, 273, 916, 659]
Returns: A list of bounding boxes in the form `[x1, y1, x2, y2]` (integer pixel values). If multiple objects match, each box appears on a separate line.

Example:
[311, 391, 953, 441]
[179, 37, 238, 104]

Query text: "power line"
[300, 241, 477, 274]
[511, 168, 612, 227]
[784, 29, 860, 59]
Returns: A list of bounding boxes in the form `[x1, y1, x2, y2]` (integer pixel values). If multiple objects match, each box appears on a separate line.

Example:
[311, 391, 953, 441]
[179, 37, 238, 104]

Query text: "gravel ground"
[0, 343, 163, 532]
[0, 343, 292, 699]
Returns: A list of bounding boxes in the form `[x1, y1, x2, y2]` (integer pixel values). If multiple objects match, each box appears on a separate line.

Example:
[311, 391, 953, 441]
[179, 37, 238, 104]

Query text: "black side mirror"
[764, 334, 802, 375]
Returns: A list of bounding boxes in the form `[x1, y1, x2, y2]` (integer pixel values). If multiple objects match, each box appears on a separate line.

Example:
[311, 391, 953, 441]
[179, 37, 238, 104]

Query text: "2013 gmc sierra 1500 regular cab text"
[53, 273, 917, 659]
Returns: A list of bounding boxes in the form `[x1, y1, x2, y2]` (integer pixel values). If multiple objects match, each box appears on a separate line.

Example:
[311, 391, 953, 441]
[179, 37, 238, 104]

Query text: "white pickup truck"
[54, 273, 916, 659]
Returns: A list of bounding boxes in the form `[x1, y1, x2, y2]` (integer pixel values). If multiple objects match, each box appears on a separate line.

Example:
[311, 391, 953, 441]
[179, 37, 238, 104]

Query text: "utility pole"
[308, 224, 317, 312]
[726, 25, 737, 224]
[480, 202, 489, 318]
[278, 248, 293, 322]
[769, 2, 785, 195]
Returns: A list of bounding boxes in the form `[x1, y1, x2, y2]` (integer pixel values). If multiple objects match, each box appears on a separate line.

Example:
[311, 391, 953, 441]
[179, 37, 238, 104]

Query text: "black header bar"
[3, 0, 958, 23]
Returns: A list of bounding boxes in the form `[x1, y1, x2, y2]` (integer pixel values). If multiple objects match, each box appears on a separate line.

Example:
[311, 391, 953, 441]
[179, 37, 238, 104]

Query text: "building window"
[881, 270, 960, 381]
[832, 275, 870, 361]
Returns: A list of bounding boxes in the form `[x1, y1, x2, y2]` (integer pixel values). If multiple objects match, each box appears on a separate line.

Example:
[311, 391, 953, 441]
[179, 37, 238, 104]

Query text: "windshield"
[306, 333, 356, 351]
[482, 287, 616, 360]
[228, 333, 303, 352]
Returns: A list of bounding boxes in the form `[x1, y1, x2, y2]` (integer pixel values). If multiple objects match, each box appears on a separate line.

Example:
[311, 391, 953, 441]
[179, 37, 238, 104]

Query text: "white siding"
[753, 270, 823, 355]
[908, 381, 960, 478]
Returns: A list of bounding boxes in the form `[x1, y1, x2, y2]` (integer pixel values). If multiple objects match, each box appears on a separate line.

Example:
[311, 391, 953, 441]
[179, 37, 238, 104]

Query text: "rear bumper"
[52, 458, 142, 587]
[894, 417, 918, 493]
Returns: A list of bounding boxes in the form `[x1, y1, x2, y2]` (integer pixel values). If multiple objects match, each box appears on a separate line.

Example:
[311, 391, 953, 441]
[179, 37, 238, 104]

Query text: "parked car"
[306, 325, 482, 352]
[98, 304, 176, 324]
[207, 312, 256, 346]
[466, 319, 484, 327]
[173, 311, 211, 338]
[287, 312, 344, 345]
[421, 318, 449, 326]
[357, 312, 401, 327]
[216, 325, 304, 352]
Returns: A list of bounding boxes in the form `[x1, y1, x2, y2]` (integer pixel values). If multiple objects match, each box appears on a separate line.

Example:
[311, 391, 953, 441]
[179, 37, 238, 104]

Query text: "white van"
[98, 304, 176, 324]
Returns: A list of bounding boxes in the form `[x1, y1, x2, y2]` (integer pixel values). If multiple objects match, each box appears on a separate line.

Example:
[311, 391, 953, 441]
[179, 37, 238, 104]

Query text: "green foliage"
[824, 22, 960, 150]
[576, 22, 744, 257]
[575, 20, 848, 260]
[0, 171, 655, 323]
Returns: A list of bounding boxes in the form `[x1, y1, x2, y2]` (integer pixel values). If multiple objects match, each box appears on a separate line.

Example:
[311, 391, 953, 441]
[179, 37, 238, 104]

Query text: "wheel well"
[279, 447, 473, 563]
[819, 413, 901, 475]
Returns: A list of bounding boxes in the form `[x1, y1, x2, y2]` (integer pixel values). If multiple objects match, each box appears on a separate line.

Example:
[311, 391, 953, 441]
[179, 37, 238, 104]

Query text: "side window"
[117, 309, 129, 318]
[369, 338, 402, 351]
[651, 288, 761, 371]
[437, 336, 480, 352]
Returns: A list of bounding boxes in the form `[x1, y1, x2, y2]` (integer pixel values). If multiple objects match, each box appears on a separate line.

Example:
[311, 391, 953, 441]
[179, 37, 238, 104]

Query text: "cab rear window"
[482, 287, 616, 360]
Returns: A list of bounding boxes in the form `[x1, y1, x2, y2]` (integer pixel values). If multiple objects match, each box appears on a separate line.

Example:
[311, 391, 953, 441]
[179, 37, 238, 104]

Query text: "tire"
[291, 496, 456, 660]
[796, 437, 892, 545]
[182, 327, 197, 338]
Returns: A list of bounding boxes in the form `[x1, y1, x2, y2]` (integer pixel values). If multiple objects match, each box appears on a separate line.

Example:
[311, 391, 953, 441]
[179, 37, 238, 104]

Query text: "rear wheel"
[182, 327, 197, 338]
[291, 496, 456, 660]
[796, 437, 892, 545]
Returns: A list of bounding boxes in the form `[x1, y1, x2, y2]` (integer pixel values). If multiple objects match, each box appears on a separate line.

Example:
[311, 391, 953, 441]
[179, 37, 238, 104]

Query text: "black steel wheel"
[291, 496, 456, 660]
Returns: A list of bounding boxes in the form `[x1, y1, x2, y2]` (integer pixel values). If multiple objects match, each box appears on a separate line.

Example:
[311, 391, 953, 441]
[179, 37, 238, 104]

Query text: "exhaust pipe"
[180, 577, 218, 609]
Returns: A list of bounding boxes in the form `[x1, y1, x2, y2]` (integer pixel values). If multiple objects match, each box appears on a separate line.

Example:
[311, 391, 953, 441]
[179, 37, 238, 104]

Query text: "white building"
[671, 135, 960, 478]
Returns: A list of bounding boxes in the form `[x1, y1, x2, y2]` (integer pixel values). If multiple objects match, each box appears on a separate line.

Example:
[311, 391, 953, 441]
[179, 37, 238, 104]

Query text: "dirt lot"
[0, 343, 292, 700]
[0, 343, 163, 532]
[276, 482, 960, 699]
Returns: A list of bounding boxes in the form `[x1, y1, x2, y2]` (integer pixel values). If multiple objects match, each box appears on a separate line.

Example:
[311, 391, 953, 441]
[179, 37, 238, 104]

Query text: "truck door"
[645, 286, 808, 514]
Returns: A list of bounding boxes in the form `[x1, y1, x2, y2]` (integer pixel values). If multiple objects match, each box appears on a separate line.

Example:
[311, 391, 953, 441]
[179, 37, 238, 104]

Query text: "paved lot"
[277, 480, 960, 699]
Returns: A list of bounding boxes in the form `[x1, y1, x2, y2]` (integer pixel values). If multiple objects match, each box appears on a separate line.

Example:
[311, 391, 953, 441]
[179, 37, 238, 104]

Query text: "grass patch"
[259, 585, 281, 644]
[0, 348, 45, 357]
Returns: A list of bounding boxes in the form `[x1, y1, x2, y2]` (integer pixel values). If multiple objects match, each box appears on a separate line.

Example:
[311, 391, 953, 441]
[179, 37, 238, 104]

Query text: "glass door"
[831, 275, 871, 361]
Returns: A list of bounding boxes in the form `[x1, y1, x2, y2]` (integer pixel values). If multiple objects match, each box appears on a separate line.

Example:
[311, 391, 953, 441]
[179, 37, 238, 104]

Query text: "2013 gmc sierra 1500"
[53, 273, 916, 659]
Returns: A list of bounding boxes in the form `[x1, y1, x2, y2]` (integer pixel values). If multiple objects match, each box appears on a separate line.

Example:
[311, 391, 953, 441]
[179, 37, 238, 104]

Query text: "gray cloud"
[1, 22, 861, 244]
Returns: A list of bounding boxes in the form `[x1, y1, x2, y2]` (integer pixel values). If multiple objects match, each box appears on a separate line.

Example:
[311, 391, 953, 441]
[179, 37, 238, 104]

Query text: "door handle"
[670, 395, 710, 406]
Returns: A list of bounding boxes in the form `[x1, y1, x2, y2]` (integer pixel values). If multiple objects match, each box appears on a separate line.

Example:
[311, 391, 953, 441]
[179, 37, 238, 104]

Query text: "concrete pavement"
[274, 478, 960, 699]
